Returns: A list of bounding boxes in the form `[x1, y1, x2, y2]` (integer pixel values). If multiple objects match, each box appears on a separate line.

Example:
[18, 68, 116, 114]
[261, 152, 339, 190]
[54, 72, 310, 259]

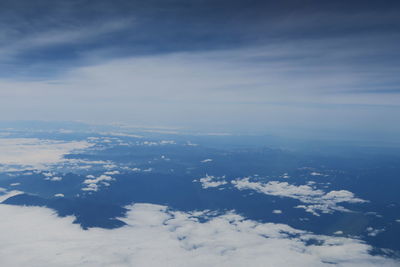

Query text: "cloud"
[104, 170, 120, 175]
[0, 203, 397, 267]
[366, 227, 385, 237]
[197, 175, 227, 189]
[232, 178, 366, 216]
[0, 19, 133, 62]
[45, 176, 63, 182]
[0, 40, 399, 140]
[0, 138, 92, 171]
[139, 140, 176, 146]
[0, 190, 24, 202]
[82, 174, 114, 192]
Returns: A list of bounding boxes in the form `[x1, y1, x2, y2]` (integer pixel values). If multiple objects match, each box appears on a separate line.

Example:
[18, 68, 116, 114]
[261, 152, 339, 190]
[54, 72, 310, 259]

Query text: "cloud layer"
[0, 138, 91, 171]
[0, 203, 397, 267]
[1, 42, 399, 140]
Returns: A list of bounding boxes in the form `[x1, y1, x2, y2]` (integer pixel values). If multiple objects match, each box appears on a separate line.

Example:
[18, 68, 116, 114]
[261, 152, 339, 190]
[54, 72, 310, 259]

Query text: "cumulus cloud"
[232, 178, 366, 216]
[0, 203, 397, 267]
[82, 174, 114, 192]
[366, 227, 385, 237]
[45, 176, 63, 182]
[197, 175, 227, 189]
[0, 138, 91, 171]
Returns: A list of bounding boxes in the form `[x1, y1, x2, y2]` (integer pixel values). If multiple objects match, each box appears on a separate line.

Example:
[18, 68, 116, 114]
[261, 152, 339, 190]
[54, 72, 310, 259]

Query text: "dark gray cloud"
[1, 0, 400, 78]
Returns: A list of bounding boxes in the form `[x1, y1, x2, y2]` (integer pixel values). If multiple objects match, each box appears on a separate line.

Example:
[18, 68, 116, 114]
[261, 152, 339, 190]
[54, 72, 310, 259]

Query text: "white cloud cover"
[0, 203, 397, 267]
[232, 178, 366, 216]
[0, 138, 91, 171]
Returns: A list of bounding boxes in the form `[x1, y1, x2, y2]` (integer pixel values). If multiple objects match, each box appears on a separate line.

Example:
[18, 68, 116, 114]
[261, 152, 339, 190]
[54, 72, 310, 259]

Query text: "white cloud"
[0, 138, 91, 171]
[232, 178, 366, 216]
[186, 141, 198, 146]
[366, 227, 385, 237]
[272, 210, 282, 214]
[0, 203, 396, 267]
[45, 176, 63, 182]
[104, 170, 120, 175]
[201, 159, 213, 163]
[310, 172, 324, 176]
[140, 140, 176, 146]
[82, 174, 114, 192]
[0, 190, 23, 202]
[83, 175, 113, 184]
[159, 140, 176, 145]
[99, 132, 143, 139]
[281, 173, 290, 179]
[197, 175, 227, 189]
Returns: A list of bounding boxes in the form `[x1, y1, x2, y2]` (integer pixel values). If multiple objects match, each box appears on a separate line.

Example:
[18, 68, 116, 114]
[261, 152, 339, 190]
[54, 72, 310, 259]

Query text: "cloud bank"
[0, 203, 397, 267]
[0, 138, 91, 171]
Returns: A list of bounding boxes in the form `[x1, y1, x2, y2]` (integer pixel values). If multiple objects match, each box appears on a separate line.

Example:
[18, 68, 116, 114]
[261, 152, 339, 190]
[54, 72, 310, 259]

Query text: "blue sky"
[1, 0, 400, 141]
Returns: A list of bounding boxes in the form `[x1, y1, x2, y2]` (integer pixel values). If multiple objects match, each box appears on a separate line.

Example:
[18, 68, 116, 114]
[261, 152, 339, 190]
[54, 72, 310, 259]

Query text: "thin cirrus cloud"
[0, 201, 397, 267]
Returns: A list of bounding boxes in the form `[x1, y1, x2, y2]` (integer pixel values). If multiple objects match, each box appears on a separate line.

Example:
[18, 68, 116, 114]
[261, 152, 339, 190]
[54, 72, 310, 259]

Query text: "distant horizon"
[1, 119, 400, 147]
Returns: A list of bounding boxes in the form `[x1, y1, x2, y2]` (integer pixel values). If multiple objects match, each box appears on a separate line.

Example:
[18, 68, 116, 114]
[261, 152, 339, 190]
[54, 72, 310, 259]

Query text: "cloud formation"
[1, 41, 399, 140]
[0, 203, 397, 267]
[82, 174, 115, 191]
[0, 138, 91, 171]
[232, 178, 366, 216]
[197, 175, 227, 189]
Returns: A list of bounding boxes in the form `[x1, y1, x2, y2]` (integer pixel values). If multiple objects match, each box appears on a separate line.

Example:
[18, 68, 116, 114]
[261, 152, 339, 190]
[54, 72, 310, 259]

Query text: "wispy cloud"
[0, 19, 133, 65]
[1, 42, 399, 139]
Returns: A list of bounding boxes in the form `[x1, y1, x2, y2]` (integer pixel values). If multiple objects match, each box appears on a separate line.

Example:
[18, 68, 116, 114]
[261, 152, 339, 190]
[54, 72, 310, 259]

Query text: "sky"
[1, 0, 400, 142]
